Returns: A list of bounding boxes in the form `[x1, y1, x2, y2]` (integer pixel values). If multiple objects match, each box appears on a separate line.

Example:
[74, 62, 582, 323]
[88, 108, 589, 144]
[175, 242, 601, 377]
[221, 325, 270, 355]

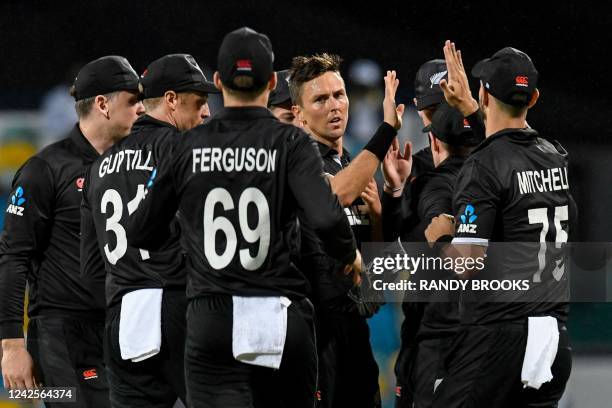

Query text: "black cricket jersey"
[384, 155, 465, 243]
[0, 125, 104, 338]
[127, 107, 356, 301]
[81, 115, 186, 307]
[389, 156, 465, 345]
[453, 128, 576, 324]
[299, 137, 385, 306]
[382, 110, 485, 241]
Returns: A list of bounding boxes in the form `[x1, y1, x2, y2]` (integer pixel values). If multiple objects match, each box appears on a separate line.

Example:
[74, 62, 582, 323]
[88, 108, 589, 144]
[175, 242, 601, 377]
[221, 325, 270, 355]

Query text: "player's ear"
[164, 91, 178, 111]
[213, 72, 223, 91]
[479, 83, 489, 110]
[291, 104, 304, 125]
[268, 72, 277, 92]
[527, 89, 539, 109]
[94, 94, 110, 120]
[429, 134, 439, 153]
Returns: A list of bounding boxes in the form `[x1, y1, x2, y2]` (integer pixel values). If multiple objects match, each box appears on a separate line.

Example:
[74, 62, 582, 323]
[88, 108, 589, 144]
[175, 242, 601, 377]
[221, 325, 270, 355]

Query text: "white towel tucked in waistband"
[521, 316, 559, 389]
[119, 288, 163, 362]
[232, 296, 292, 369]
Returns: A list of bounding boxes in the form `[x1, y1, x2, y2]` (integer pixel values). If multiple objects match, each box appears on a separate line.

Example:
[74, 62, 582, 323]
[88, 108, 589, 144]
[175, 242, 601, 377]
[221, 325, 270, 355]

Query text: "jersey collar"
[132, 114, 178, 131]
[69, 124, 100, 163]
[471, 127, 538, 154]
[315, 140, 351, 161]
[437, 155, 465, 171]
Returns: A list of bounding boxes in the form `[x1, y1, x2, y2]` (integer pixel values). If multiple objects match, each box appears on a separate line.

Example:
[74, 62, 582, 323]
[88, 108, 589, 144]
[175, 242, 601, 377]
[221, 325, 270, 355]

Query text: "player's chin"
[327, 125, 346, 139]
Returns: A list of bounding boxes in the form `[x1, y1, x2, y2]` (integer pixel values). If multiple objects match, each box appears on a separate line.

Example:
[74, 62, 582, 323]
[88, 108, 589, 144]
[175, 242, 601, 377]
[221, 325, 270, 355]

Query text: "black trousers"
[104, 288, 187, 408]
[432, 320, 572, 408]
[316, 310, 381, 408]
[185, 295, 317, 408]
[395, 337, 454, 408]
[27, 316, 110, 408]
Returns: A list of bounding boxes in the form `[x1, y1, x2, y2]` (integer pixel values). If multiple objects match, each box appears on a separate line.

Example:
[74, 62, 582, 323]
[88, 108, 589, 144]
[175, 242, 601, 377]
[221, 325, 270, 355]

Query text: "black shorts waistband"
[34, 307, 105, 322]
[107, 286, 187, 313]
[190, 294, 313, 313]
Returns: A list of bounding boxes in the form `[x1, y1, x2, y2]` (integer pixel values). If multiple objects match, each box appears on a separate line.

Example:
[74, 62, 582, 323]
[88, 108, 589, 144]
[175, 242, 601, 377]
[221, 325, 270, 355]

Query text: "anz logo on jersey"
[5, 186, 26, 217]
[457, 204, 478, 234]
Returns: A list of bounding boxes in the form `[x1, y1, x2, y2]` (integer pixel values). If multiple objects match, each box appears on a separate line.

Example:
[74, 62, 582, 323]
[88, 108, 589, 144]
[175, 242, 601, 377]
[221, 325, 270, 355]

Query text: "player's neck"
[485, 114, 528, 138]
[307, 130, 343, 156]
[79, 120, 117, 155]
[148, 110, 178, 129]
[222, 92, 269, 108]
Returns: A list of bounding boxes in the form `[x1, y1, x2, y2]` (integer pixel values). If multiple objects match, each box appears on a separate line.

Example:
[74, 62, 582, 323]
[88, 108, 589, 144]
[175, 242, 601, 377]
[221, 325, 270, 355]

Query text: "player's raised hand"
[439, 40, 479, 117]
[382, 138, 412, 196]
[383, 70, 405, 130]
[361, 178, 382, 219]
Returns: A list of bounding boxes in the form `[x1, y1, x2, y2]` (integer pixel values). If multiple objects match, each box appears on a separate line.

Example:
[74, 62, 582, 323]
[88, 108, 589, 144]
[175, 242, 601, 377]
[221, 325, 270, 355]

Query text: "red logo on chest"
[83, 368, 98, 380]
[76, 177, 85, 190]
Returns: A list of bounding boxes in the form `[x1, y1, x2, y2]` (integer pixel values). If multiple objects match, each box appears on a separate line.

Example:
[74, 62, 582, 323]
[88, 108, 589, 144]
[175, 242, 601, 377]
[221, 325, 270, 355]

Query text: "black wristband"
[436, 234, 454, 243]
[465, 109, 486, 142]
[363, 122, 397, 161]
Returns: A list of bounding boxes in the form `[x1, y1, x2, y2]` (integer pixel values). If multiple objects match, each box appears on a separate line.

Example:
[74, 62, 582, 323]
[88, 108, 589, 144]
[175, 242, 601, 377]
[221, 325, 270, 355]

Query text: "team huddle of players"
[0, 26, 573, 408]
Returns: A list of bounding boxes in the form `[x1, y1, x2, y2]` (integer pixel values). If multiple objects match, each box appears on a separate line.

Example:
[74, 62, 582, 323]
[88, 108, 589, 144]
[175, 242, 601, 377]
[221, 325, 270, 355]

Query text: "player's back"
[83, 115, 185, 307]
[454, 128, 574, 324]
[169, 107, 332, 300]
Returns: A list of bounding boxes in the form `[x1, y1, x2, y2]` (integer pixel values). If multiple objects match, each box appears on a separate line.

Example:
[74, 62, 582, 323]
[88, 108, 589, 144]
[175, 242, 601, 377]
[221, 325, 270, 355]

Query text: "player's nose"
[201, 103, 211, 120]
[136, 101, 145, 116]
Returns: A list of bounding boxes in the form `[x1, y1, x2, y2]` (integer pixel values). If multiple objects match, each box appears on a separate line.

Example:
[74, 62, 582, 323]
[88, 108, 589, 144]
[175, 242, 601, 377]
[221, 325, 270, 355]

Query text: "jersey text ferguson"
[192, 147, 277, 173]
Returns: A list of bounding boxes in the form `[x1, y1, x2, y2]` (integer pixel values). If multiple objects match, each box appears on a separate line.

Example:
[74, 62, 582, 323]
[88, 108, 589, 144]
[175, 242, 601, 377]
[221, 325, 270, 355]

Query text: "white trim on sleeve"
[451, 237, 489, 246]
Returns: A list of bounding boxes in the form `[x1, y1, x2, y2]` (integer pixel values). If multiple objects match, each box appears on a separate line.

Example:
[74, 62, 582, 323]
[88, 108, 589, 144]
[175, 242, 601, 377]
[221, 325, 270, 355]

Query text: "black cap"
[217, 27, 274, 91]
[141, 54, 218, 98]
[414, 59, 447, 111]
[268, 69, 291, 107]
[72, 56, 141, 101]
[423, 102, 481, 146]
[471, 47, 538, 107]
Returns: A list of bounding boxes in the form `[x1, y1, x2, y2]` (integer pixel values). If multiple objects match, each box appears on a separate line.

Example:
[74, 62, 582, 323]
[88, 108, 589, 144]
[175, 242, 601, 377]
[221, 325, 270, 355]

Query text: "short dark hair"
[432, 137, 474, 158]
[289, 53, 343, 105]
[493, 96, 528, 118]
[73, 91, 118, 119]
[223, 75, 268, 102]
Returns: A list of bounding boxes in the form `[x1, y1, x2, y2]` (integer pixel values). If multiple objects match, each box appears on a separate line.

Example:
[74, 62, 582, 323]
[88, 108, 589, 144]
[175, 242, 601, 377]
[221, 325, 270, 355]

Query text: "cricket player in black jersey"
[127, 27, 361, 408]
[289, 54, 404, 408]
[410, 59, 448, 179]
[427, 41, 574, 407]
[0, 56, 143, 406]
[386, 102, 481, 408]
[81, 54, 217, 407]
[382, 59, 485, 243]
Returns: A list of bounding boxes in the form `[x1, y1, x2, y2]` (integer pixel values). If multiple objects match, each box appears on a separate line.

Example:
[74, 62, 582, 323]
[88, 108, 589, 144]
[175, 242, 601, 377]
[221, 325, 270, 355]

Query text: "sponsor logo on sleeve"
[146, 168, 157, 188]
[457, 204, 478, 234]
[6, 186, 26, 216]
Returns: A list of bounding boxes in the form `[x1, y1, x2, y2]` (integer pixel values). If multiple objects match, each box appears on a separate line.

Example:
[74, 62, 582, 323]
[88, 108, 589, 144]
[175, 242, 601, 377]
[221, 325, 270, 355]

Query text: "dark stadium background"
[0, 1, 610, 406]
